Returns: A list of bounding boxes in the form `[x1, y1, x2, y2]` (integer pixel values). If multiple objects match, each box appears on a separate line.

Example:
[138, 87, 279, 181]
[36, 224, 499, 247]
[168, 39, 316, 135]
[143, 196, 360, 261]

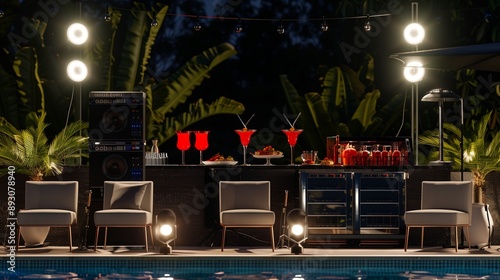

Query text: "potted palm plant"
[419, 111, 500, 203]
[419, 110, 500, 247]
[0, 111, 88, 246]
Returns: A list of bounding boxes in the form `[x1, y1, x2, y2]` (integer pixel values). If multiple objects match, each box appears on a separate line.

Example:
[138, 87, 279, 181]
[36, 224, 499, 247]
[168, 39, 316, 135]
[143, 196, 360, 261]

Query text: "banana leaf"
[94, 7, 122, 90]
[364, 91, 407, 136]
[113, 7, 148, 90]
[280, 75, 319, 146]
[152, 43, 237, 119]
[305, 92, 336, 147]
[138, 4, 169, 86]
[13, 46, 45, 115]
[321, 67, 347, 119]
[150, 97, 245, 145]
[350, 90, 380, 132]
[0, 64, 21, 127]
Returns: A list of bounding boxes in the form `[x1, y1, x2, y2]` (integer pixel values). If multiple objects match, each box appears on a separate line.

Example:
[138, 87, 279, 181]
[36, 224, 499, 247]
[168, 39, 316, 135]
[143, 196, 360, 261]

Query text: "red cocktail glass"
[235, 129, 256, 165]
[176, 131, 191, 165]
[194, 131, 210, 164]
[282, 129, 303, 165]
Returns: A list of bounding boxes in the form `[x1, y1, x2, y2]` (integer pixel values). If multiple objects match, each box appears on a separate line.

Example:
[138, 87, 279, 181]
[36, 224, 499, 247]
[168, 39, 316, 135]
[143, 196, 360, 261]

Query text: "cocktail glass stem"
[181, 150, 186, 165]
[289, 145, 294, 165]
[243, 146, 248, 166]
[199, 151, 203, 165]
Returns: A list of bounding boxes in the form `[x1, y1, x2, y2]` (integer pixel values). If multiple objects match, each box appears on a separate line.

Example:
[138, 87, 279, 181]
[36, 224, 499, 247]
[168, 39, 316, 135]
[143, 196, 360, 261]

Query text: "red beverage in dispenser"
[372, 145, 381, 166]
[342, 144, 356, 165]
[361, 145, 369, 166]
[381, 145, 390, 166]
[392, 146, 401, 166]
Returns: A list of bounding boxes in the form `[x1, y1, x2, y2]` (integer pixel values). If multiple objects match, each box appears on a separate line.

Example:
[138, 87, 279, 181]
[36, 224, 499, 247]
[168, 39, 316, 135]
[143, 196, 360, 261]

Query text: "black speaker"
[89, 91, 145, 141]
[89, 141, 145, 188]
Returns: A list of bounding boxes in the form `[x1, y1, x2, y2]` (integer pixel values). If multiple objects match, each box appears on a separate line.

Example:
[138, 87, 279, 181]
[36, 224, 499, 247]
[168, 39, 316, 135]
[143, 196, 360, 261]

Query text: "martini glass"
[194, 131, 209, 164]
[282, 129, 303, 165]
[176, 131, 191, 165]
[235, 129, 256, 165]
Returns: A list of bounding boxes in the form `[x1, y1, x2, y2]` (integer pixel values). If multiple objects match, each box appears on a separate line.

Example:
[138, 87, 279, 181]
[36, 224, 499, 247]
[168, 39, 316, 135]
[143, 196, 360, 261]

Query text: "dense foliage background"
[1, 0, 500, 164]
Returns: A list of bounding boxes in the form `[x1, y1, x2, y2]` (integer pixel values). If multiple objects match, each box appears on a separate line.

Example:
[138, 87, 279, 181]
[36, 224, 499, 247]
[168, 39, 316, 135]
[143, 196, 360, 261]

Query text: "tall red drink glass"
[194, 131, 209, 164]
[176, 131, 191, 165]
[282, 129, 303, 165]
[235, 129, 256, 165]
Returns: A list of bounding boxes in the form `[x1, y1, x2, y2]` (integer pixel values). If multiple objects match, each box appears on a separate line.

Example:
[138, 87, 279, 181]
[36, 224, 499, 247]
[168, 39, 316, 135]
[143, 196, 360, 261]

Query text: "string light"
[0, 0, 4, 18]
[364, 14, 371, 31]
[194, 16, 202, 31]
[321, 16, 329, 32]
[235, 18, 243, 33]
[104, 6, 111, 21]
[94, 4, 392, 34]
[484, 10, 493, 23]
[151, 12, 158, 27]
[277, 19, 285, 34]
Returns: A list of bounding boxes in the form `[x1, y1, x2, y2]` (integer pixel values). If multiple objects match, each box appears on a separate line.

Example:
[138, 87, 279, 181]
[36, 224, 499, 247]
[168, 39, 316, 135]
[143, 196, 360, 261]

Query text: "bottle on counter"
[333, 135, 341, 165]
[372, 144, 381, 166]
[392, 144, 401, 166]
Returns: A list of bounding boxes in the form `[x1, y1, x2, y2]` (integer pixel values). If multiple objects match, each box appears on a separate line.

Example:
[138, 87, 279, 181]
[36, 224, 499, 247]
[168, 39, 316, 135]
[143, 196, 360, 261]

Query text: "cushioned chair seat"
[94, 209, 152, 225]
[221, 209, 275, 225]
[18, 209, 77, 225]
[405, 209, 469, 225]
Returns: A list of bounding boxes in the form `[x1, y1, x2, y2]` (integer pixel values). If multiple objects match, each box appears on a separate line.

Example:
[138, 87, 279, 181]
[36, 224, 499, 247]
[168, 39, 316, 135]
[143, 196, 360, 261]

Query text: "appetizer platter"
[251, 146, 284, 165]
[202, 153, 238, 166]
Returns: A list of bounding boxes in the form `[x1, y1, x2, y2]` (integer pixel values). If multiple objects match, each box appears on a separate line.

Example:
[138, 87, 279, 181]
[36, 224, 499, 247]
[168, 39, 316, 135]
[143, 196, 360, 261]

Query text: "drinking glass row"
[174, 129, 303, 165]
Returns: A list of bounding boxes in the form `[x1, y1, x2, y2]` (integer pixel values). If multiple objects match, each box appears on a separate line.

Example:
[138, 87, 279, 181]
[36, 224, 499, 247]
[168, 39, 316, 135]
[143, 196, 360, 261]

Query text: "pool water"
[3, 256, 500, 279]
[7, 270, 500, 279]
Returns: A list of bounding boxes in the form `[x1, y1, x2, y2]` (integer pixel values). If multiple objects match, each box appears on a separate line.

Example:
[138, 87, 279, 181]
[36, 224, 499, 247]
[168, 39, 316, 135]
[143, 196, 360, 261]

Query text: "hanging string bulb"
[0, 0, 4, 18]
[151, 12, 158, 27]
[194, 16, 202, 31]
[484, 10, 493, 23]
[235, 18, 243, 33]
[277, 19, 285, 34]
[321, 16, 329, 32]
[364, 14, 372, 31]
[104, 6, 111, 22]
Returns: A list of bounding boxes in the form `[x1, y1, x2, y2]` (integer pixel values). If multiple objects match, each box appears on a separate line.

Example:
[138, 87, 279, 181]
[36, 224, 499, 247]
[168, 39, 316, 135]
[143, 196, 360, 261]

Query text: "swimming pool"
[4, 256, 500, 279]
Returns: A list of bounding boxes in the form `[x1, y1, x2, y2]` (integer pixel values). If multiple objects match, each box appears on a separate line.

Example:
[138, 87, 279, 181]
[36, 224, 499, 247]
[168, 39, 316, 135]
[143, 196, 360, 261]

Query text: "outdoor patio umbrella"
[389, 42, 500, 182]
[389, 42, 500, 72]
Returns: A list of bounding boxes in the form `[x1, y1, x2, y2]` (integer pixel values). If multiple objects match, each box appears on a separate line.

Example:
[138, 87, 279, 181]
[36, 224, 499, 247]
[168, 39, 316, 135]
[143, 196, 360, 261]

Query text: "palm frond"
[420, 111, 500, 180]
[0, 111, 88, 180]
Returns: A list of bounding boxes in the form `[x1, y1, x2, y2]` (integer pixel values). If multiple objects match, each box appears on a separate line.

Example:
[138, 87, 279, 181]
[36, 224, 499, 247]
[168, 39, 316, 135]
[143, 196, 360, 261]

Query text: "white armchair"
[93, 181, 154, 252]
[219, 181, 275, 252]
[17, 181, 79, 252]
[404, 180, 473, 252]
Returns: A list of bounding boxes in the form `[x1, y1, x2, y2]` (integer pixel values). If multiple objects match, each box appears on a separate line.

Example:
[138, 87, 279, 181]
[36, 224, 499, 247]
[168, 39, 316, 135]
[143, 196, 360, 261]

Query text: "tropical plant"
[280, 54, 406, 152]
[0, 111, 89, 181]
[0, 2, 244, 149]
[142, 43, 245, 146]
[419, 111, 500, 202]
